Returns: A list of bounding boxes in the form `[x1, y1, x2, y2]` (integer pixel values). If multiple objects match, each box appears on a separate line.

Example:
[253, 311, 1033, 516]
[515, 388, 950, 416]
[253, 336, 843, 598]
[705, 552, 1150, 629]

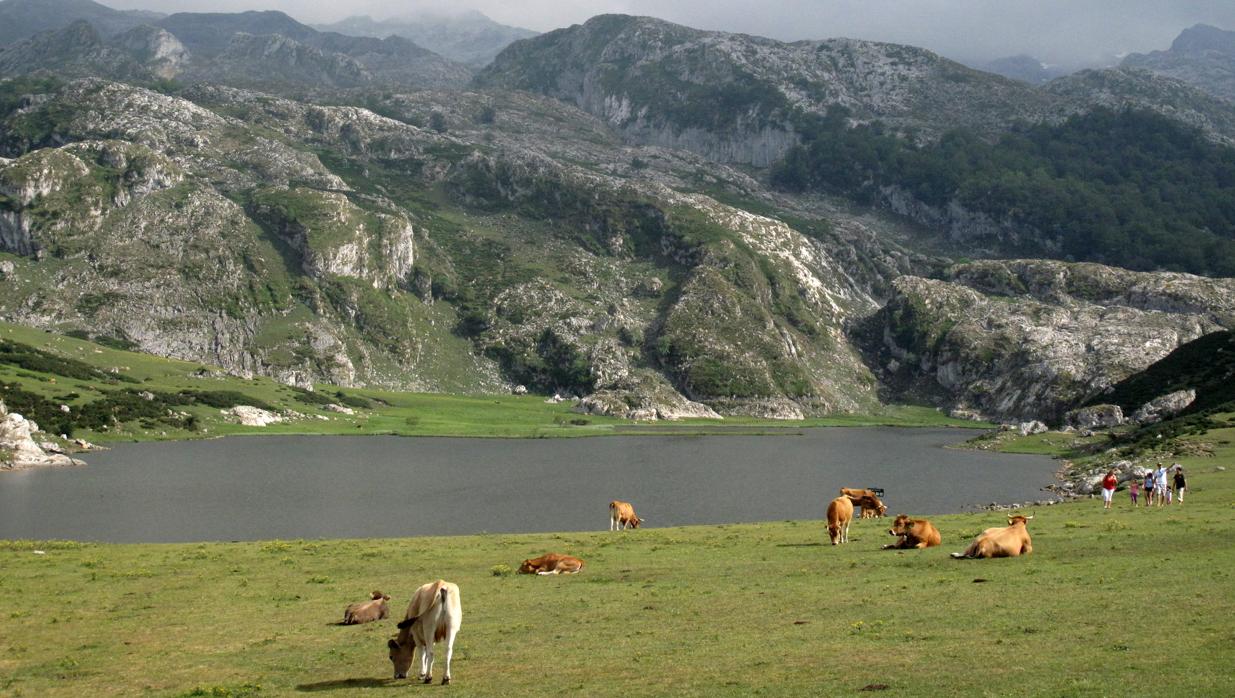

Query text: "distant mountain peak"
[1122, 23, 1235, 101]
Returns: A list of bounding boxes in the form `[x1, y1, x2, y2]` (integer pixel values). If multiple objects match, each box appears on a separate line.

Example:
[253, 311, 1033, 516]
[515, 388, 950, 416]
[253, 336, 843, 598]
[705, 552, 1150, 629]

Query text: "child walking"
[1129, 479, 1139, 507]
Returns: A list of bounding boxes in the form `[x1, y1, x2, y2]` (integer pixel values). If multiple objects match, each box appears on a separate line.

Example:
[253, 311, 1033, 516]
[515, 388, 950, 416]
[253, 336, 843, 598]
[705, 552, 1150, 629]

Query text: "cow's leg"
[610, 514, 616, 531]
[536, 569, 560, 575]
[412, 644, 424, 681]
[442, 629, 458, 685]
[422, 642, 435, 684]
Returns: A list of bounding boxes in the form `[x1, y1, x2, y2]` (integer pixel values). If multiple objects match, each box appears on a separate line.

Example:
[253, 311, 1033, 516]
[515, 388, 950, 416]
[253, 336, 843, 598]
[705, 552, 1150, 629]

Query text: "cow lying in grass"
[951, 514, 1034, 559]
[518, 553, 584, 575]
[343, 590, 390, 624]
[388, 580, 462, 685]
[882, 515, 942, 549]
[826, 496, 853, 545]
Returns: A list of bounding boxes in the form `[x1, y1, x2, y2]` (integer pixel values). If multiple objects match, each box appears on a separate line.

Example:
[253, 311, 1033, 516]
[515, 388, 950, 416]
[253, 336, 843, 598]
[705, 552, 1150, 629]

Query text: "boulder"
[1064, 404, 1125, 430]
[512, 384, 528, 395]
[1131, 389, 1197, 425]
[221, 405, 284, 427]
[0, 402, 85, 469]
[323, 403, 354, 415]
[1018, 420, 1049, 436]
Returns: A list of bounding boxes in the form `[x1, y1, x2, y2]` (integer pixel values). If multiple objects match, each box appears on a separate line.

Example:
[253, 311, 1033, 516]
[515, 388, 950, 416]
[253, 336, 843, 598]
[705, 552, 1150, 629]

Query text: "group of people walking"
[1101, 463, 1186, 509]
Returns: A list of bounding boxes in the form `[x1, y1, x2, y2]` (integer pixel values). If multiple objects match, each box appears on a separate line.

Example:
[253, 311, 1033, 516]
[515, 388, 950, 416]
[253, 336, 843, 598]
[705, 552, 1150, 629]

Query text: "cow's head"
[888, 514, 914, 537]
[517, 559, 538, 574]
[1007, 514, 1034, 526]
[628, 515, 642, 529]
[827, 522, 842, 545]
[388, 636, 414, 679]
[370, 590, 389, 601]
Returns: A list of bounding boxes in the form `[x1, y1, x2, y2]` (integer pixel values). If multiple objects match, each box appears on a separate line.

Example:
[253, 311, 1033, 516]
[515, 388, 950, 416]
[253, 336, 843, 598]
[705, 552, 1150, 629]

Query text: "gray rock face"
[1064, 404, 1125, 430]
[869, 260, 1235, 422]
[1131, 389, 1197, 425]
[0, 401, 84, 470]
[476, 14, 1063, 165]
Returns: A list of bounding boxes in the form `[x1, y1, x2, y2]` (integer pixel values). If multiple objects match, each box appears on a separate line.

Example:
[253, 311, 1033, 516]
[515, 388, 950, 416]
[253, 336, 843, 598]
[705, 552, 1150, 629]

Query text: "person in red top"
[1101, 469, 1118, 509]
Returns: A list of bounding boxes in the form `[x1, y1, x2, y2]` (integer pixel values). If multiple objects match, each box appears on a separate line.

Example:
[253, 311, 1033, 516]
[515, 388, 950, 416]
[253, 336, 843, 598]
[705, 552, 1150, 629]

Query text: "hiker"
[1143, 470, 1155, 508]
[1155, 464, 1169, 507]
[1101, 469, 1118, 509]
[1174, 465, 1187, 505]
[1129, 478, 1139, 507]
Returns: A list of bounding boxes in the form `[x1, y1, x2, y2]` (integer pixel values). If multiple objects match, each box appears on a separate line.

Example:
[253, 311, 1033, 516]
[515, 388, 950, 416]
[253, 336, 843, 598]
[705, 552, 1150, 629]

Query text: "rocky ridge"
[866, 260, 1235, 423]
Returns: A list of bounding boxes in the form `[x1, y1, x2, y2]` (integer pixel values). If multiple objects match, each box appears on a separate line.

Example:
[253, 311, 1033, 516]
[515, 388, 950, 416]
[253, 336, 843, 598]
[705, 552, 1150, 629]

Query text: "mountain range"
[2, 3, 1234, 425]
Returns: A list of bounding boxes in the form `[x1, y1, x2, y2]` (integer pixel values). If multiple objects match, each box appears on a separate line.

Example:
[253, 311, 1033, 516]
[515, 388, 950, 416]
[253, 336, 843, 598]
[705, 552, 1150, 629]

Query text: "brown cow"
[882, 515, 942, 549]
[826, 496, 854, 545]
[951, 514, 1034, 559]
[343, 590, 390, 624]
[518, 553, 585, 575]
[841, 488, 887, 519]
[609, 500, 643, 530]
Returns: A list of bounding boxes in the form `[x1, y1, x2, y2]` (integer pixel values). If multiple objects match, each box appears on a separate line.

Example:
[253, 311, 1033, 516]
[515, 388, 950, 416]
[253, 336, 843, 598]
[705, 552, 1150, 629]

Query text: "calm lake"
[0, 428, 1057, 543]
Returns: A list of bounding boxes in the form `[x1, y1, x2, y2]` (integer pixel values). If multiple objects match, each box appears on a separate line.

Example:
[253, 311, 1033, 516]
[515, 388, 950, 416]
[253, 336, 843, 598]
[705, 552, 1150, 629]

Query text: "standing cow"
[951, 514, 1034, 559]
[826, 496, 854, 545]
[388, 580, 463, 685]
[609, 500, 643, 530]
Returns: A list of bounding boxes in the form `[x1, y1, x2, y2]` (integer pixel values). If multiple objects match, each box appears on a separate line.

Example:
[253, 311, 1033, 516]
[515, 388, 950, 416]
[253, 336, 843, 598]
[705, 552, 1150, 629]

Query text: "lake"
[0, 428, 1057, 543]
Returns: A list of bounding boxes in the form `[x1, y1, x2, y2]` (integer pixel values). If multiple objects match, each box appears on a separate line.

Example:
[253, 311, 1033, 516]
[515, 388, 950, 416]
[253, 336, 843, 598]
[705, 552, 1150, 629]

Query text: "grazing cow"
[343, 590, 390, 625]
[388, 580, 463, 685]
[518, 553, 585, 575]
[951, 514, 1034, 559]
[882, 515, 942, 549]
[841, 488, 887, 519]
[826, 496, 854, 545]
[609, 500, 643, 530]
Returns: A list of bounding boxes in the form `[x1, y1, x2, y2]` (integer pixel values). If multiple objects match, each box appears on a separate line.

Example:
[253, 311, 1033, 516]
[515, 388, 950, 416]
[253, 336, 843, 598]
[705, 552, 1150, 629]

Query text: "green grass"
[2, 429, 1233, 696]
[0, 322, 985, 443]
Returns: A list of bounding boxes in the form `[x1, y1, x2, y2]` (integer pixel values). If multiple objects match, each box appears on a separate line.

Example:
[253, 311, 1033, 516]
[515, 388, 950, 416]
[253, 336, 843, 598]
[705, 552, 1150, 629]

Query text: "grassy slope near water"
[1, 428, 1233, 696]
[0, 321, 984, 444]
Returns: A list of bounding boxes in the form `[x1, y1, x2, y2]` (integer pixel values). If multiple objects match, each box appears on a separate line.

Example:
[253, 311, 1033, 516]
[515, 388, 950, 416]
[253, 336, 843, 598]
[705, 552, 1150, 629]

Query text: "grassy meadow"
[2, 427, 1234, 696]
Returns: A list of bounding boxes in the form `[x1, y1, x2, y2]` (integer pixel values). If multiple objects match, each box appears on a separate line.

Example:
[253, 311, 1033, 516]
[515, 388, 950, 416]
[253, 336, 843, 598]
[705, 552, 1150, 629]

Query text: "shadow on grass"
[296, 678, 399, 692]
[776, 542, 826, 548]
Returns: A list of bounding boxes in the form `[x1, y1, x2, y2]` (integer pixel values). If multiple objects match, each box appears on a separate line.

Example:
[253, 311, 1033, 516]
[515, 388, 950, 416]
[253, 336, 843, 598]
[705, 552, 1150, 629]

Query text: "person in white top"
[1155, 465, 1170, 507]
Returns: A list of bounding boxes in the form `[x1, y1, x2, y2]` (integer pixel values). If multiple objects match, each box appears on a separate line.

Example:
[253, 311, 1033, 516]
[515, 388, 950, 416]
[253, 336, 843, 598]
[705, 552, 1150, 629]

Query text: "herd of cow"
[338, 495, 1034, 684]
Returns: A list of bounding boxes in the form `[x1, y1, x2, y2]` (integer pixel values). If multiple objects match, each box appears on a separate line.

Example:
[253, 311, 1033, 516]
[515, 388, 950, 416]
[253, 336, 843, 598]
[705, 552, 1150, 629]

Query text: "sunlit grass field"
[2, 428, 1233, 696]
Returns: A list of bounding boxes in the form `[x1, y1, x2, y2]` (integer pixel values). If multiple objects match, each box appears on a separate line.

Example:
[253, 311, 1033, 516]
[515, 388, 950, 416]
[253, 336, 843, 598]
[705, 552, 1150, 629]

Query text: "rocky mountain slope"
[3, 12, 1235, 424]
[476, 14, 1064, 166]
[0, 6, 472, 91]
[317, 11, 537, 67]
[1123, 24, 1235, 102]
[0, 0, 161, 46]
[863, 260, 1235, 422]
[0, 77, 926, 417]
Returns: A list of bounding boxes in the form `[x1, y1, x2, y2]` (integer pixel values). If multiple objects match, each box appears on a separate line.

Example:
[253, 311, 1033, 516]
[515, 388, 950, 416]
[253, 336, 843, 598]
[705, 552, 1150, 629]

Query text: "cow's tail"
[439, 586, 449, 606]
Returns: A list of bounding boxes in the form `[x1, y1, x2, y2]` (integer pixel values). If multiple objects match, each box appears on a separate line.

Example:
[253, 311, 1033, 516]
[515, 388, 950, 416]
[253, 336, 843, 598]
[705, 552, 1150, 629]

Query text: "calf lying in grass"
[343, 591, 390, 624]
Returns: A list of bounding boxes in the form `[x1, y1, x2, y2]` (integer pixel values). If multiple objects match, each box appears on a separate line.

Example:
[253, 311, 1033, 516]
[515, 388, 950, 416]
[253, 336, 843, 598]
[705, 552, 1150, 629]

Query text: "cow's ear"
[388, 639, 399, 649]
[397, 617, 415, 630]
[904, 520, 915, 528]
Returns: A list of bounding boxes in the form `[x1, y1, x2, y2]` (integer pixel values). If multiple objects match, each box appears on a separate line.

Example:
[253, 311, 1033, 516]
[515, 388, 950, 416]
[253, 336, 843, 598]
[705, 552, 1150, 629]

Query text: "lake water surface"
[0, 428, 1057, 543]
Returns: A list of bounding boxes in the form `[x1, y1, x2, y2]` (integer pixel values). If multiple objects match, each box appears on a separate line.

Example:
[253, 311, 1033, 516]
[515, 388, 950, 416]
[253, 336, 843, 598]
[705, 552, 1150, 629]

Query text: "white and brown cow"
[388, 580, 463, 685]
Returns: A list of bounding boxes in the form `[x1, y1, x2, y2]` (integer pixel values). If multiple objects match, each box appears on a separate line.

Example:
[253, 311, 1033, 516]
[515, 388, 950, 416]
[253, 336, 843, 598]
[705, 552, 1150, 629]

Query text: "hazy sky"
[104, 0, 1235, 69]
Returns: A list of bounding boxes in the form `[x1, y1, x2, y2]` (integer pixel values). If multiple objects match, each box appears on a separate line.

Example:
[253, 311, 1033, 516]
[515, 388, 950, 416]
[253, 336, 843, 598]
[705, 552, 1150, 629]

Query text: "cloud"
[106, 0, 1235, 68]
